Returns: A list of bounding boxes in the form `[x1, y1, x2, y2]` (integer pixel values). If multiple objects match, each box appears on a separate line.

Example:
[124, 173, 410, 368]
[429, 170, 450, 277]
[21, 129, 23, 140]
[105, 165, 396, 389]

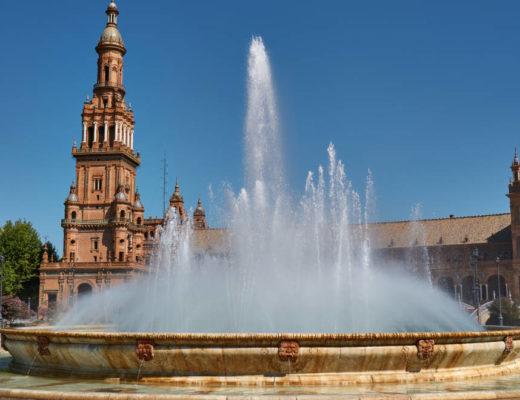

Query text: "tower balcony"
[62, 218, 146, 230]
[93, 81, 126, 95]
[72, 146, 140, 165]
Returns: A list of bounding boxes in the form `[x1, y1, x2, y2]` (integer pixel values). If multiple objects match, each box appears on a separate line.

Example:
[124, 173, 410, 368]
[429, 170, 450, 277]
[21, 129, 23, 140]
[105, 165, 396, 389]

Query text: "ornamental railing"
[73, 147, 139, 162]
[93, 81, 126, 91]
[62, 218, 145, 229]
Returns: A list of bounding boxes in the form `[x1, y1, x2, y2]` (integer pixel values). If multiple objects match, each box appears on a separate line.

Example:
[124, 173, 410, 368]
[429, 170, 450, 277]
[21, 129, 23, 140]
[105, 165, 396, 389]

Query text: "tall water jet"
[245, 36, 283, 191]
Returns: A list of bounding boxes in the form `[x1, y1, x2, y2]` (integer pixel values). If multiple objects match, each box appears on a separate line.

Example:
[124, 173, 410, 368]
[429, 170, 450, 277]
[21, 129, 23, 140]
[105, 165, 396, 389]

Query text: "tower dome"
[97, 1, 126, 53]
[193, 198, 205, 217]
[99, 26, 124, 47]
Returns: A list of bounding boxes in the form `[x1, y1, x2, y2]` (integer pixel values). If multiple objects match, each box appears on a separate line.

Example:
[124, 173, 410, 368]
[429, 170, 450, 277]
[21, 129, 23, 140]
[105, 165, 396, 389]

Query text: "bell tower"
[508, 148, 520, 264]
[62, 1, 145, 265]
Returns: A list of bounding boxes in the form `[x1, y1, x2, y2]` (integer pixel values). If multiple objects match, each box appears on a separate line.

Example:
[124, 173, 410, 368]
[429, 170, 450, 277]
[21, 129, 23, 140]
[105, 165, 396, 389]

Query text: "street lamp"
[496, 256, 504, 326]
[471, 248, 480, 324]
[0, 253, 4, 328]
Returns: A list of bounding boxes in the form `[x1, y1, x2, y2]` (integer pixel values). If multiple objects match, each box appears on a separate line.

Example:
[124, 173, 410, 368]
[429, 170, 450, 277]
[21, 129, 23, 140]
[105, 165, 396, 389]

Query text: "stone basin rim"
[2, 328, 519, 346]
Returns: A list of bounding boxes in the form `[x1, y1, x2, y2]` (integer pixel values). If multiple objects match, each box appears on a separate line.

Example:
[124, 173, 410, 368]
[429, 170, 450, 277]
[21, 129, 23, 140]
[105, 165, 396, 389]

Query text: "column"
[93, 121, 98, 144]
[130, 129, 134, 149]
[82, 122, 87, 143]
[115, 121, 119, 142]
[123, 125, 127, 146]
[104, 121, 108, 144]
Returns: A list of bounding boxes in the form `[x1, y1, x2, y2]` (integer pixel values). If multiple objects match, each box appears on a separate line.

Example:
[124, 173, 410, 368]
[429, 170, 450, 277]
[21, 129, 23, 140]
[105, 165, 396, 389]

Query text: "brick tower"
[39, 1, 147, 316]
[508, 149, 520, 264]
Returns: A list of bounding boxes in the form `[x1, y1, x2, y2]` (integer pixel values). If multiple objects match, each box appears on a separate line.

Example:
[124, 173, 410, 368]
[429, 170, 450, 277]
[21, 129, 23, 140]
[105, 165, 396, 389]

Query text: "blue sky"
[0, 1, 519, 254]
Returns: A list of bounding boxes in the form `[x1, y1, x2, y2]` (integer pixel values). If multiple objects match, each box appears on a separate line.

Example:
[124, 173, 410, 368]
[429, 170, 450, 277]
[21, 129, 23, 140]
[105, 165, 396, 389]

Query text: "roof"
[367, 213, 511, 248]
[190, 213, 512, 252]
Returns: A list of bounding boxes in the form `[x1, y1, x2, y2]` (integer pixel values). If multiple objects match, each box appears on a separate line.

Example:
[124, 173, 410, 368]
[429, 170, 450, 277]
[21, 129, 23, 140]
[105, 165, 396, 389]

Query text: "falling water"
[408, 203, 432, 285]
[56, 36, 478, 333]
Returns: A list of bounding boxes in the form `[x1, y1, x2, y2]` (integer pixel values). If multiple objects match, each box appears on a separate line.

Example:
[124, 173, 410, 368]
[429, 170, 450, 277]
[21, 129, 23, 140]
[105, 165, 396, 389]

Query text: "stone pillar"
[104, 121, 108, 144]
[115, 121, 119, 142]
[130, 130, 134, 149]
[82, 122, 87, 143]
[93, 121, 98, 144]
[123, 124, 127, 146]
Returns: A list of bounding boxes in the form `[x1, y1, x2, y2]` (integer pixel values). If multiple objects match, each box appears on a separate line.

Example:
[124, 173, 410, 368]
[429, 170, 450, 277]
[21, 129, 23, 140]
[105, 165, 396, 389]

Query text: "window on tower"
[94, 178, 102, 191]
[104, 66, 109, 83]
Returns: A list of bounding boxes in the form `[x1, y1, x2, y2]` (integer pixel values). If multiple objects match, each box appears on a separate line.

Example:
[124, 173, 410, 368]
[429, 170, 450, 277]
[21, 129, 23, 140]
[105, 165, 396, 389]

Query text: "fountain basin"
[2, 328, 520, 385]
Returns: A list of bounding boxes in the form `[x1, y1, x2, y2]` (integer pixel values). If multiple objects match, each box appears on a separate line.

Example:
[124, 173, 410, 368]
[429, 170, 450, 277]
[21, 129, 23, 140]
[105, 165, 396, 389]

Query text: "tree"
[487, 298, 520, 326]
[0, 220, 42, 297]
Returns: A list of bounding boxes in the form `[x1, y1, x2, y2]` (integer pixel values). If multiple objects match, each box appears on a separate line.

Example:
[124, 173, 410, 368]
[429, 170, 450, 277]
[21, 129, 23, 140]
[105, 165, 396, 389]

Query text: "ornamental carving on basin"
[278, 340, 299, 362]
[136, 340, 154, 361]
[37, 336, 50, 356]
[496, 335, 515, 365]
[416, 339, 434, 361]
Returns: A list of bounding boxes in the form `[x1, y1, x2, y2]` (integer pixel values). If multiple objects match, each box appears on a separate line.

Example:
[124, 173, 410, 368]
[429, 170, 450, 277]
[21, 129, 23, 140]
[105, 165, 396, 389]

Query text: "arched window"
[71, 211, 77, 220]
[137, 217, 142, 225]
[104, 66, 109, 83]
[77, 283, 93, 298]
[120, 210, 125, 219]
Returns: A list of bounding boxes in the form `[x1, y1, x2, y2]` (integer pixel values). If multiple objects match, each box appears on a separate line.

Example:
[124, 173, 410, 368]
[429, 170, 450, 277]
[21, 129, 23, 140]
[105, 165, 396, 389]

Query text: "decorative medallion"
[37, 336, 50, 356]
[496, 336, 515, 365]
[416, 339, 435, 361]
[278, 340, 299, 362]
[136, 340, 155, 361]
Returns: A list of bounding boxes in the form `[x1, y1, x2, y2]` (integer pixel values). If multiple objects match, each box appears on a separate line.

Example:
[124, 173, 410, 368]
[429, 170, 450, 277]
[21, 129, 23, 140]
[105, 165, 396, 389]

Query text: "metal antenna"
[161, 153, 168, 216]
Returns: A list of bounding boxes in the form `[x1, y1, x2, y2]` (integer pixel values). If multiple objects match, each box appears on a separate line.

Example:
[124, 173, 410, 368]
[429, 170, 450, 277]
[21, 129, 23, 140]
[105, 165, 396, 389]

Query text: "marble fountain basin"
[1, 328, 520, 386]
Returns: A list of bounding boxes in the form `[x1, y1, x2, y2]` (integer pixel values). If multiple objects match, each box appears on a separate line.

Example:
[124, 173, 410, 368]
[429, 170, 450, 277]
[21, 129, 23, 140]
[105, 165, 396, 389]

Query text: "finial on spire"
[42, 243, 49, 263]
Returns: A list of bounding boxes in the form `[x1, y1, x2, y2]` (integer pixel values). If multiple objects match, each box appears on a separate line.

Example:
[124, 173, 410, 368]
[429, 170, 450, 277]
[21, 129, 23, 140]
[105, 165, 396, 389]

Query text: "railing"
[73, 147, 139, 162]
[62, 218, 145, 229]
[93, 81, 126, 91]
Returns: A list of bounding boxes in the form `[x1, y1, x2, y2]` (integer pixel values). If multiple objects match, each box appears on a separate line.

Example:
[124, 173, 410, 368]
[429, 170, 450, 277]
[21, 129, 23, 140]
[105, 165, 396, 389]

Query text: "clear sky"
[0, 1, 519, 254]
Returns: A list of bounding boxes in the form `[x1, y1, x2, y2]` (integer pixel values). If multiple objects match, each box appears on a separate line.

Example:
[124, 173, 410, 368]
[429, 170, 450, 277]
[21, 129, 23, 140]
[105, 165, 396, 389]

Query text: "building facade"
[38, 1, 520, 317]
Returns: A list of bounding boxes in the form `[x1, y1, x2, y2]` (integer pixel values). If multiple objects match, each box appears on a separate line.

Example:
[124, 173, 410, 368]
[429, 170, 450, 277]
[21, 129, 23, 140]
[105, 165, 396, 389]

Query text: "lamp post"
[0, 253, 4, 328]
[496, 256, 504, 326]
[471, 248, 480, 324]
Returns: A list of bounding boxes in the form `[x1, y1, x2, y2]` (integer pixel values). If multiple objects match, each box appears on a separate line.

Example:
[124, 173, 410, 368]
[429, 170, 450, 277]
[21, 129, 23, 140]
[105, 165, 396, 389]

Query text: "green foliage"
[487, 298, 520, 326]
[43, 241, 60, 263]
[0, 220, 42, 296]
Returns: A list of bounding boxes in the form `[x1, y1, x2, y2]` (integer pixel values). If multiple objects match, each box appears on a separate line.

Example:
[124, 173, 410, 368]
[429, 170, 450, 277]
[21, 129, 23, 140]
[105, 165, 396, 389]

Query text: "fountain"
[2, 36, 520, 397]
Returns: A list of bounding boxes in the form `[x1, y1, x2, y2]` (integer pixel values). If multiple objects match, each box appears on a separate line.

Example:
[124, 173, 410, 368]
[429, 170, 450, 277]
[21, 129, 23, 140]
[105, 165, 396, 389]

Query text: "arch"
[437, 277, 455, 298]
[104, 65, 110, 83]
[71, 211, 77, 220]
[120, 210, 125, 219]
[77, 283, 93, 299]
[461, 276, 474, 304]
[487, 274, 507, 300]
[136, 217, 142, 225]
